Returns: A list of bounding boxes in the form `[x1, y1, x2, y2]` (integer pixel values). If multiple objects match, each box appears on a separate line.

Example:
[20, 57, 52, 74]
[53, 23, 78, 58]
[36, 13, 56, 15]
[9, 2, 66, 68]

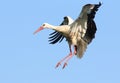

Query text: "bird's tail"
[77, 39, 88, 58]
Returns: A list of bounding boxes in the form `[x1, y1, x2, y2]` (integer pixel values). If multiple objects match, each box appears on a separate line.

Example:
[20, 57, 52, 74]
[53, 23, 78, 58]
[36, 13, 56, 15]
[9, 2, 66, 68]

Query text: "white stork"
[34, 2, 101, 69]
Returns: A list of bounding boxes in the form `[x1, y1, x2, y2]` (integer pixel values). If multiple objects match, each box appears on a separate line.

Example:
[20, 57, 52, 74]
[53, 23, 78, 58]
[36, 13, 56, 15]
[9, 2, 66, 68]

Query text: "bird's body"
[34, 2, 101, 68]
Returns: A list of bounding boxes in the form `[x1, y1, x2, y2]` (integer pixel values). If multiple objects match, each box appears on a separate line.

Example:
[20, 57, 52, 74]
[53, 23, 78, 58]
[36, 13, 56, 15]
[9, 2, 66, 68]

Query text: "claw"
[62, 63, 67, 69]
[55, 62, 61, 68]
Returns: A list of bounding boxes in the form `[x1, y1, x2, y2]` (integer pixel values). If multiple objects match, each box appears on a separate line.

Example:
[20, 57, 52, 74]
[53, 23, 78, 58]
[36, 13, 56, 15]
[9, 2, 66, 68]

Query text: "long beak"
[33, 26, 44, 34]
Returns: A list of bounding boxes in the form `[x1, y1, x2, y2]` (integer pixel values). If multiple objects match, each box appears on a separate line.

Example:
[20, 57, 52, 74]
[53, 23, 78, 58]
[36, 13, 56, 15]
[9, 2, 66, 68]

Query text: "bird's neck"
[46, 24, 69, 34]
[46, 24, 63, 32]
[46, 24, 56, 30]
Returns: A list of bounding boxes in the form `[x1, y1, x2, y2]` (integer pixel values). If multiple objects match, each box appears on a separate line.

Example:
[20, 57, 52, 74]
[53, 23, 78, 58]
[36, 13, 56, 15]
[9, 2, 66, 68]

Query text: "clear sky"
[0, 0, 120, 83]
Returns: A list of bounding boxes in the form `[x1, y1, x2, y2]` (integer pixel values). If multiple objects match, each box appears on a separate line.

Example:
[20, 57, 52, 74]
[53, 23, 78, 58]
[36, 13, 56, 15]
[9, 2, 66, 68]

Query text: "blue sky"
[0, 0, 120, 83]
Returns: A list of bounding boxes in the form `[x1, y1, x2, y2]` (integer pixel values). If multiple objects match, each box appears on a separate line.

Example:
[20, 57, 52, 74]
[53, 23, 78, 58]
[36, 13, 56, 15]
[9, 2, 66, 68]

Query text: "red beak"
[33, 26, 44, 34]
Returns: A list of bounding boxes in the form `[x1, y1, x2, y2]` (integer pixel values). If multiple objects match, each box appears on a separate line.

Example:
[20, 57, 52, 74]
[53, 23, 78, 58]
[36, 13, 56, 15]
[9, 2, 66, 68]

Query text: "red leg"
[55, 52, 72, 68]
[55, 44, 72, 68]
[62, 54, 73, 69]
[62, 46, 77, 69]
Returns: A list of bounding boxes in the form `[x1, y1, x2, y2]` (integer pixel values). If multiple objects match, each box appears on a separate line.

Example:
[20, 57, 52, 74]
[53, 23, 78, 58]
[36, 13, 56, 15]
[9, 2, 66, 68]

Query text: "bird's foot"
[55, 52, 73, 69]
[62, 63, 67, 69]
[55, 62, 61, 68]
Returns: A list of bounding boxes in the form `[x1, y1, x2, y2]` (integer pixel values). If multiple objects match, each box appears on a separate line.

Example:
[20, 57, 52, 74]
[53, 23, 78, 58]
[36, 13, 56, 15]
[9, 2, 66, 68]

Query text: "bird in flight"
[34, 2, 101, 69]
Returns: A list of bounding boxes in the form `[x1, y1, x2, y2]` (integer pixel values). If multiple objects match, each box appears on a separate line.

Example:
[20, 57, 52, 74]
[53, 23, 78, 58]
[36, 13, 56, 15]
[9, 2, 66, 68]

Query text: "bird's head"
[33, 23, 50, 34]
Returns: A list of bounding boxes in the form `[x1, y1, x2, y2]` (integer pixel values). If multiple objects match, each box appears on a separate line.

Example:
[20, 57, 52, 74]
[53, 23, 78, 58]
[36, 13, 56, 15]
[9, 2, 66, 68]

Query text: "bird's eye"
[43, 24, 45, 26]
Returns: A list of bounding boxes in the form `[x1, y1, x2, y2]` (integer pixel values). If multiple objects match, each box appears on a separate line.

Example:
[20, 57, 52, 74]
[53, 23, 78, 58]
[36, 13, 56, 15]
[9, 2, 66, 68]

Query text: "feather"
[83, 2, 101, 44]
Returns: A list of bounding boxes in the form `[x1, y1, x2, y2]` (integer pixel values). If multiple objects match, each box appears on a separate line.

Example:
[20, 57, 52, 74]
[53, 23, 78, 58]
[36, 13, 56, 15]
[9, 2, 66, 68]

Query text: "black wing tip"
[96, 2, 102, 7]
[49, 35, 63, 44]
[99, 2, 103, 5]
[99, 2, 102, 6]
[49, 31, 57, 36]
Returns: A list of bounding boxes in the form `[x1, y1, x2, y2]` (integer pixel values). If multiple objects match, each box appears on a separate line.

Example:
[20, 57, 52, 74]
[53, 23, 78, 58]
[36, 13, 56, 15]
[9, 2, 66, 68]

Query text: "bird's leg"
[55, 53, 72, 68]
[62, 54, 73, 69]
[55, 45, 72, 68]
[74, 46, 77, 55]
[62, 46, 77, 69]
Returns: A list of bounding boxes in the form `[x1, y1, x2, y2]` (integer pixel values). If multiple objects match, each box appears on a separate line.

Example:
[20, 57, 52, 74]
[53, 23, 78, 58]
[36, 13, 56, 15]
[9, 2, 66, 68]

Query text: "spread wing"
[83, 2, 101, 44]
[49, 16, 74, 44]
[68, 3, 101, 58]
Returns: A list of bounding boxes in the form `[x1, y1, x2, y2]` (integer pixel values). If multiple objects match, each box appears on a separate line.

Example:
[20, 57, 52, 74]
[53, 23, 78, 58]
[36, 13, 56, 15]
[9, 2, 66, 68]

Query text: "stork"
[34, 2, 101, 69]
